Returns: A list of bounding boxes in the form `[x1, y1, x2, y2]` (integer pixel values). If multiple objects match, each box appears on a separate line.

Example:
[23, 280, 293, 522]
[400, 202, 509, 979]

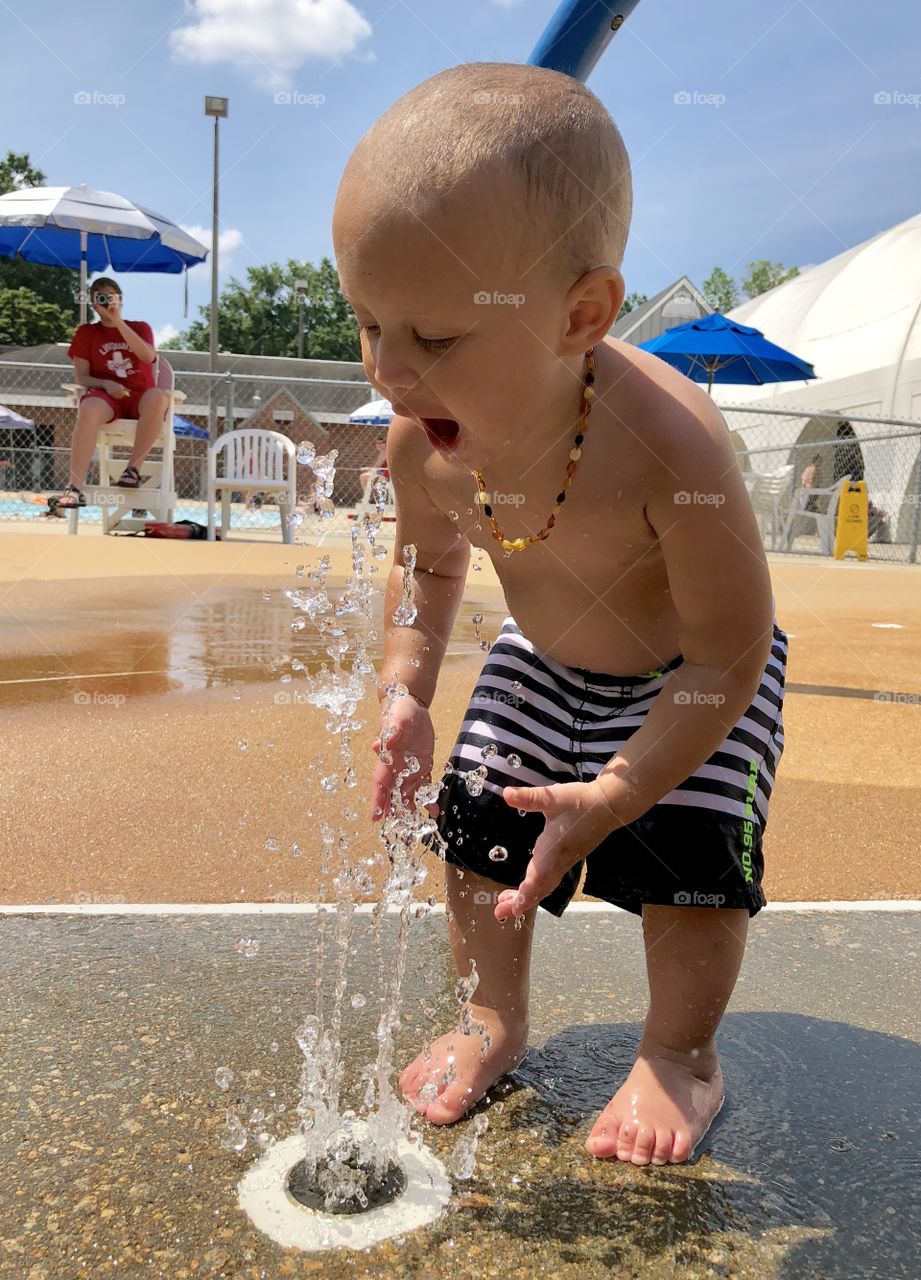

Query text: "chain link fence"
[0, 358, 392, 539]
[1, 356, 920, 560]
[723, 403, 921, 563]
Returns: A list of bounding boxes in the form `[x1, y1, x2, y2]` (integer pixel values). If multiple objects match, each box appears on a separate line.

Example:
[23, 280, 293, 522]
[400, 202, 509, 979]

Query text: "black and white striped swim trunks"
[429, 616, 788, 917]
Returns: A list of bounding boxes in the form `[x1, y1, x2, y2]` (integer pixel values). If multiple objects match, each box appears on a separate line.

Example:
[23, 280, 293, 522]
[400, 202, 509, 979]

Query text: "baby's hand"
[494, 778, 626, 920]
[370, 693, 437, 823]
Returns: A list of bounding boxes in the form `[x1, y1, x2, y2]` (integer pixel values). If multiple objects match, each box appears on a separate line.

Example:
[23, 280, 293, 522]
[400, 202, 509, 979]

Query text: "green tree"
[0, 286, 75, 346]
[616, 290, 648, 322]
[740, 259, 799, 299]
[163, 257, 360, 360]
[703, 266, 739, 313]
[0, 150, 78, 343]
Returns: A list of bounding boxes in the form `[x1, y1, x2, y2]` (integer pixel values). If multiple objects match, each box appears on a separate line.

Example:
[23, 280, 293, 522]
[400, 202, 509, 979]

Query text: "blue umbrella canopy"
[639, 312, 816, 394]
[173, 414, 208, 440]
[0, 184, 208, 323]
[349, 397, 393, 426]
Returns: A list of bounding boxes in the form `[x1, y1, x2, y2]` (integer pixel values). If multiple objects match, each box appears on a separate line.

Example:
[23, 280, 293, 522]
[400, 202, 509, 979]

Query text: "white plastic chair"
[61, 356, 184, 535]
[207, 428, 297, 543]
[748, 464, 795, 549]
[778, 474, 852, 554]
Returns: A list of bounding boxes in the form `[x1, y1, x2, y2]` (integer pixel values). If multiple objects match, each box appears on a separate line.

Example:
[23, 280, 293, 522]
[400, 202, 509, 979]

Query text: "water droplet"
[480, 743, 498, 760]
[291, 618, 306, 631]
[507, 753, 522, 769]
[214, 1067, 234, 1090]
[232, 689, 242, 701]
[285, 511, 305, 529]
[296, 442, 316, 465]
[265, 837, 281, 852]
[488, 845, 508, 862]
[235, 937, 260, 957]
[510, 680, 522, 691]
[320, 775, 339, 792]
[350, 993, 367, 1009]
[269, 1040, 279, 1053]
[449, 510, 459, 521]
[262, 589, 272, 601]
[236, 741, 247, 752]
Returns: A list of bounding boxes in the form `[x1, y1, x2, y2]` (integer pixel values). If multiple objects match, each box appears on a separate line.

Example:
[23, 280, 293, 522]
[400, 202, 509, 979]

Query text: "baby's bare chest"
[424, 444, 676, 669]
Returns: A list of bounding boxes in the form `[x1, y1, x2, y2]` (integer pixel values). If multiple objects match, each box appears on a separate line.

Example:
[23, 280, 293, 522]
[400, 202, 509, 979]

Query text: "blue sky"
[2, 0, 918, 346]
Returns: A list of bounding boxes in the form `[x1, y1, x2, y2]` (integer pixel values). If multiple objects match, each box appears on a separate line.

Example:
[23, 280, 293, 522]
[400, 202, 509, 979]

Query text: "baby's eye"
[356, 323, 457, 354]
[413, 333, 457, 353]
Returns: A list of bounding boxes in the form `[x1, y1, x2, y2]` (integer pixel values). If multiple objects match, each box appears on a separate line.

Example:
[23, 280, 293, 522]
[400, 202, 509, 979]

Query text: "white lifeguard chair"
[61, 356, 183, 535]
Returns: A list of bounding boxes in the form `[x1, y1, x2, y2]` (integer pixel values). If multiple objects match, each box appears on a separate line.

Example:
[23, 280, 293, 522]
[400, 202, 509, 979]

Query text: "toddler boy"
[333, 62, 787, 1166]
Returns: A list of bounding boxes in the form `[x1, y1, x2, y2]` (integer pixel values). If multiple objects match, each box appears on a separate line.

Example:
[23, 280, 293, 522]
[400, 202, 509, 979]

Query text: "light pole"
[294, 279, 308, 360]
[205, 95, 229, 440]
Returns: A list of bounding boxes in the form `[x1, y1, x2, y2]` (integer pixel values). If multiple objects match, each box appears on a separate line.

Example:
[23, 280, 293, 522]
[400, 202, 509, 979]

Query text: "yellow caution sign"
[834, 480, 868, 560]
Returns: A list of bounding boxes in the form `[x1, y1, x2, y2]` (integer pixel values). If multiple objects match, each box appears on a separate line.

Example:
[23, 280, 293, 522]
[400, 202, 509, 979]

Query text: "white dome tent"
[711, 210, 921, 554]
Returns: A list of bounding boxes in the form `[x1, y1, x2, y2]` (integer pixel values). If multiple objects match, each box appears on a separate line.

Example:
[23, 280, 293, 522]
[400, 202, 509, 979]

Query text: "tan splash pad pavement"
[1, 531, 918, 905]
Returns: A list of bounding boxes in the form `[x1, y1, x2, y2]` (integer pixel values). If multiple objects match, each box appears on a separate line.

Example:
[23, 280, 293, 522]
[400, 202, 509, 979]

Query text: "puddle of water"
[0, 579, 508, 706]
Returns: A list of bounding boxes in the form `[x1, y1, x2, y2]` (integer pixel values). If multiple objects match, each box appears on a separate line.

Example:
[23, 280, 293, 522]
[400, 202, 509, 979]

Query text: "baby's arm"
[594, 394, 775, 825]
[371, 416, 470, 819]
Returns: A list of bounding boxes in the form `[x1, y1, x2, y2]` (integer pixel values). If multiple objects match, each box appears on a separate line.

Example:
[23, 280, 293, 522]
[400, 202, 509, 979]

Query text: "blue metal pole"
[528, 0, 644, 82]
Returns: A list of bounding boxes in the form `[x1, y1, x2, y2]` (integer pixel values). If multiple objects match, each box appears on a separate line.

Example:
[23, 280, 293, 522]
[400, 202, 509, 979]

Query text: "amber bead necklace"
[472, 346, 596, 552]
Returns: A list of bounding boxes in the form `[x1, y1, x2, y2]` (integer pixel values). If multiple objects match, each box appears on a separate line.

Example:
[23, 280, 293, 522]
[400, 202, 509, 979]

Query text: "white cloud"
[154, 322, 180, 346]
[181, 224, 245, 275]
[169, 0, 373, 91]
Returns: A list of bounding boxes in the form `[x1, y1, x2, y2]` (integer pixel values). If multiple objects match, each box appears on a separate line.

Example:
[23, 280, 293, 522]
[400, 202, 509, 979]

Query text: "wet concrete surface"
[1, 909, 919, 1279]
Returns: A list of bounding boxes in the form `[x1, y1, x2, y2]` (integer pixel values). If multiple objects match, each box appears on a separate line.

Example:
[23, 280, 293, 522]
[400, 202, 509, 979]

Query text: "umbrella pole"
[79, 231, 88, 326]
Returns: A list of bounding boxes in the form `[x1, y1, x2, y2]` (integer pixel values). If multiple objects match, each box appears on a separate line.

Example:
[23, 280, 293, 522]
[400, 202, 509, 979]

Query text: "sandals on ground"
[114, 465, 148, 488]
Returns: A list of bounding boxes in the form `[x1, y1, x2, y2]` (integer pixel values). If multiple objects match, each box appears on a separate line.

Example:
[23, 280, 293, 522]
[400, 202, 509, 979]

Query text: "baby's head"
[333, 62, 632, 467]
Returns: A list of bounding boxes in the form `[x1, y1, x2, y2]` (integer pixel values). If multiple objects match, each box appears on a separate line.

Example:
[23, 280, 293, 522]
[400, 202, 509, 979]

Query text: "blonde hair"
[349, 62, 633, 283]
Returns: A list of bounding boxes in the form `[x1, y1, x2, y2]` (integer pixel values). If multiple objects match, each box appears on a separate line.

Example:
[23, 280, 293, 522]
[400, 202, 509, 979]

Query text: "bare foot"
[399, 1007, 528, 1125]
[585, 1039, 724, 1165]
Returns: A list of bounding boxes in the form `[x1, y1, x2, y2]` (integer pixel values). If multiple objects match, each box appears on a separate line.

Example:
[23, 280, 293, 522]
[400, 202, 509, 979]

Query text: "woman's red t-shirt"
[67, 321, 156, 394]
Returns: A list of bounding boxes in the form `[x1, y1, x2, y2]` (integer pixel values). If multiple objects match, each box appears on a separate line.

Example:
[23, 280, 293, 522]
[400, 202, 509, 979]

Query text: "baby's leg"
[587, 904, 748, 1165]
[399, 862, 534, 1124]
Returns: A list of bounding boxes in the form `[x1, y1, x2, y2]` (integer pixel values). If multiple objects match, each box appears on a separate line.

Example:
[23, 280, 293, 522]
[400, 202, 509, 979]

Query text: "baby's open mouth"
[419, 417, 460, 451]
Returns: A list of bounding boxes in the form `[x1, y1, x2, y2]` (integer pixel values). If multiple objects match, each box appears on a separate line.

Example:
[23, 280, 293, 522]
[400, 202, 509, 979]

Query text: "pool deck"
[1, 530, 919, 906]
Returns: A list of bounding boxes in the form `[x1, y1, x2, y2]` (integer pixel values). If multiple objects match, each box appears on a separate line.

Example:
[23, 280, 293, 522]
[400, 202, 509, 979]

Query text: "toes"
[585, 1110, 621, 1158]
[627, 1123, 658, 1165]
[424, 1083, 476, 1125]
[650, 1128, 676, 1165]
[669, 1127, 694, 1163]
[616, 1120, 640, 1163]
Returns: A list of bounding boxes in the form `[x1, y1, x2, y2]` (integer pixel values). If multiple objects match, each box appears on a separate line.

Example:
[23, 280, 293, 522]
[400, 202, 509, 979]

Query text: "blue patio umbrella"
[0, 184, 208, 324]
[173, 413, 209, 440]
[348, 397, 393, 426]
[639, 312, 816, 395]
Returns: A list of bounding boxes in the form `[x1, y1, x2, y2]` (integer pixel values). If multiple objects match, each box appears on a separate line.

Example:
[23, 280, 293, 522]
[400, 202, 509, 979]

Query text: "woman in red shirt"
[55, 277, 169, 508]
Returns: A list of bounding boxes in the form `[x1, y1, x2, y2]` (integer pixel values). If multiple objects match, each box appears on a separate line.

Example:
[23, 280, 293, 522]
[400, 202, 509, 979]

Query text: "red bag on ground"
[144, 521, 216, 540]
